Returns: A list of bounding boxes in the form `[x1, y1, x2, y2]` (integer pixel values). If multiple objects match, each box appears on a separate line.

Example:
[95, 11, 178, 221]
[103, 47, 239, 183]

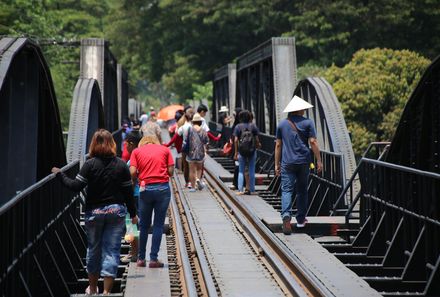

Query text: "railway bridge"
[1, 36, 439, 297]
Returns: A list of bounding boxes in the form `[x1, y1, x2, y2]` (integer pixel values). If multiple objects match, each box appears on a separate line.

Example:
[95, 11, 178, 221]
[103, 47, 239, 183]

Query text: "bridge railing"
[0, 161, 86, 296]
[361, 141, 391, 160]
[330, 142, 391, 218]
[208, 121, 347, 216]
[254, 132, 347, 216]
[308, 150, 345, 215]
[344, 158, 440, 294]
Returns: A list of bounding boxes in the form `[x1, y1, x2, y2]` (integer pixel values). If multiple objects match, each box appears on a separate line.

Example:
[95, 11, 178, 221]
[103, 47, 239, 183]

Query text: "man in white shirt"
[196, 104, 210, 132]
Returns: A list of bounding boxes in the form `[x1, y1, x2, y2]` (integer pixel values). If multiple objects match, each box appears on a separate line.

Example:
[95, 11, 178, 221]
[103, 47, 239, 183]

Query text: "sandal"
[85, 285, 99, 295]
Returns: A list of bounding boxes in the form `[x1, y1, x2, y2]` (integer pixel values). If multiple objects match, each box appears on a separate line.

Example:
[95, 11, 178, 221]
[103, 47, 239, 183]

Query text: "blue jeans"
[84, 204, 126, 277]
[138, 183, 171, 261]
[280, 164, 310, 223]
[238, 152, 256, 192]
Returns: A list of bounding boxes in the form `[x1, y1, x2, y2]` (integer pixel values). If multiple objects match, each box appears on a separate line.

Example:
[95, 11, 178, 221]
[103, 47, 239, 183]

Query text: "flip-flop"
[85, 285, 99, 295]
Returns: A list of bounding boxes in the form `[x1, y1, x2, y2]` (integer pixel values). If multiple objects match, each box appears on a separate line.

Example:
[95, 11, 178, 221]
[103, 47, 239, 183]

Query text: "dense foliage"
[322, 48, 430, 155]
[0, 0, 108, 128]
[0, 0, 438, 144]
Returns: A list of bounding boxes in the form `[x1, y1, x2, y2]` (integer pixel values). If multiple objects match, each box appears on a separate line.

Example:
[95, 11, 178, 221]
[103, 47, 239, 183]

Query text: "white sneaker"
[196, 179, 204, 190]
[187, 182, 192, 189]
[296, 219, 308, 228]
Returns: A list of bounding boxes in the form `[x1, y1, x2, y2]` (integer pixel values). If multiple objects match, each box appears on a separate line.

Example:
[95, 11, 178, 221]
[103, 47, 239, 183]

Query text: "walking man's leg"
[295, 164, 310, 227]
[280, 168, 296, 235]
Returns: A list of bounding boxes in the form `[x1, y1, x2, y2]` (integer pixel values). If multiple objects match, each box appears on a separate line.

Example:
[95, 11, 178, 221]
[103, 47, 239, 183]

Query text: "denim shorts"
[84, 204, 126, 277]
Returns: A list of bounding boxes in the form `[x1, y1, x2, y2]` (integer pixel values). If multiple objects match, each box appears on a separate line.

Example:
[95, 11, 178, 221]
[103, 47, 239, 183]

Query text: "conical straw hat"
[283, 95, 314, 112]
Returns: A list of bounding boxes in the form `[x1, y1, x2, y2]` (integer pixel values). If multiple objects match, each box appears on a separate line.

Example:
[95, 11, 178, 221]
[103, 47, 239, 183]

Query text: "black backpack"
[238, 125, 256, 156]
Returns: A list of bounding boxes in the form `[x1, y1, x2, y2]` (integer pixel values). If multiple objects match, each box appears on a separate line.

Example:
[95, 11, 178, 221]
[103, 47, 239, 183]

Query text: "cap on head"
[283, 95, 313, 113]
[218, 106, 229, 113]
[150, 106, 154, 111]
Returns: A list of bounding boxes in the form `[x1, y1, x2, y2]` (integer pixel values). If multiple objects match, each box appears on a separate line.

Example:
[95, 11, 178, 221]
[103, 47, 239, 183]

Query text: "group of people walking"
[51, 94, 322, 294]
[52, 127, 173, 294]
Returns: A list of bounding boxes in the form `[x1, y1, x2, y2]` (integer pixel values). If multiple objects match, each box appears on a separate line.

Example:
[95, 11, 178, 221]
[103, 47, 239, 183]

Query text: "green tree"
[288, 0, 440, 66]
[322, 48, 430, 155]
[0, 0, 111, 129]
[192, 81, 213, 105]
[105, 0, 294, 99]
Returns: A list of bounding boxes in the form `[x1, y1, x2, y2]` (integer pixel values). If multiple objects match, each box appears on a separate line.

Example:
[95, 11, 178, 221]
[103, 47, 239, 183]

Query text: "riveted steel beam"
[235, 37, 297, 134]
[117, 64, 128, 125]
[0, 37, 65, 206]
[66, 78, 104, 163]
[80, 38, 118, 131]
[386, 55, 440, 173]
[213, 64, 236, 122]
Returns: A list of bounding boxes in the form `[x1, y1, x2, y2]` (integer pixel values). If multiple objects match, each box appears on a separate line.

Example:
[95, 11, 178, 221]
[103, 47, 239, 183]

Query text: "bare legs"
[189, 162, 203, 188]
[88, 273, 99, 294]
[103, 277, 114, 294]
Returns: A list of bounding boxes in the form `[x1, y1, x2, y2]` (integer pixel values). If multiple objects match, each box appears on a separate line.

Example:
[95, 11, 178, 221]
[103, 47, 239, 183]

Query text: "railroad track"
[168, 168, 332, 297]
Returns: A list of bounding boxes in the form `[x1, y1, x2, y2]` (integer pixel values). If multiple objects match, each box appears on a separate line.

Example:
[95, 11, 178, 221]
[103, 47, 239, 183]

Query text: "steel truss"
[324, 55, 440, 296]
[80, 39, 119, 132]
[66, 79, 104, 163]
[0, 37, 66, 206]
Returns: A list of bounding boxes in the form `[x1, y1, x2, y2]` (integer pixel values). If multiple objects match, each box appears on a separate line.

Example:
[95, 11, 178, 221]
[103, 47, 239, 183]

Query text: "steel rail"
[169, 185, 199, 296]
[203, 167, 334, 297]
[0, 160, 79, 215]
[171, 176, 219, 297]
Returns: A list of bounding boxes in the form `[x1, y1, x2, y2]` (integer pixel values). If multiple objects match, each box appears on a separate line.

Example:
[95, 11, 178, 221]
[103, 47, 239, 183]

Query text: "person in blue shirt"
[275, 95, 322, 235]
[233, 110, 261, 195]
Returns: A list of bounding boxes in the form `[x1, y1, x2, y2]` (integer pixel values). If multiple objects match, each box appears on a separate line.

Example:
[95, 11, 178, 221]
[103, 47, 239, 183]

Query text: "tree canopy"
[0, 0, 438, 143]
[322, 48, 430, 155]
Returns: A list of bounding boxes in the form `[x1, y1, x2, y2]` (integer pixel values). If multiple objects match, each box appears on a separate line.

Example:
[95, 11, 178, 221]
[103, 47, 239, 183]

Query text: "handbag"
[181, 128, 191, 154]
[222, 140, 232, 156]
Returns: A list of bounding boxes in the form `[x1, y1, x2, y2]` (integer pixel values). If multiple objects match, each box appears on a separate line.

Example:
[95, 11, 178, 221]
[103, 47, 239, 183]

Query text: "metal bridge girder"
[117, 64, 129, 125]
[0, 37, 66, 206]
[294, 77, 357, 184]
[80, 38, 119, 132]
[213, 64, 236, 123]
[66, 78, 104, 163]
[386, 54, 440, 173]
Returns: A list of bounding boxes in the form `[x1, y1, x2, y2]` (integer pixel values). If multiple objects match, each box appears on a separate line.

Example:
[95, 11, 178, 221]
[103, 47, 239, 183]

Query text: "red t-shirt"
[164, 132, 183, 153]
[121, 141, 130, 162]
[130, 144, 174, 185]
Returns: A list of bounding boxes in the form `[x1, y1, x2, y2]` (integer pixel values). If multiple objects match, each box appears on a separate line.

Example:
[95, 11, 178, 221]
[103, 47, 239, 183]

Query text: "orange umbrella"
[157, 104, 184, 121]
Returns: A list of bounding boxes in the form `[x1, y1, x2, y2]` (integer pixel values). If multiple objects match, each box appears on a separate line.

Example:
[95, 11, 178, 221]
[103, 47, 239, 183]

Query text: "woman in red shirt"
[129, 135, 174, 268]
